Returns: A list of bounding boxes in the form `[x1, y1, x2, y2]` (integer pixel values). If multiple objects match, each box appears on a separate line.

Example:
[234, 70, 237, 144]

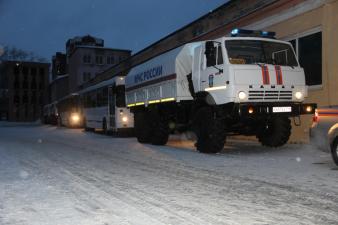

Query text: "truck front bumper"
[238, 102, 317, 117]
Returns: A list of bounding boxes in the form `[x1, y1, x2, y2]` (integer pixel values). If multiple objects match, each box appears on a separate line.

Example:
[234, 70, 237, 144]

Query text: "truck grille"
[248, 90, 292, 101]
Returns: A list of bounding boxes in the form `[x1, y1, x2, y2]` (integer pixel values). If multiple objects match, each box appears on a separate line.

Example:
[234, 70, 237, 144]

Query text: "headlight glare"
[71, 114, 80, 123]
[238, 91, 247, 100]
[295, 91, 303, 100]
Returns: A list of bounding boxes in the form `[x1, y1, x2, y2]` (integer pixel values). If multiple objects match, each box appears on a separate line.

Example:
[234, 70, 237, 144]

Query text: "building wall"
[246, 1, 338, 143]
[50, 75, 69, 102]
[3, 61, 49, 122]
[68, 47, 130, 93]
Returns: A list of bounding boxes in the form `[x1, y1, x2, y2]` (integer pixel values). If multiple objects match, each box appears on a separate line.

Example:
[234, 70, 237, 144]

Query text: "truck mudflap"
[238, 102, 317, 117]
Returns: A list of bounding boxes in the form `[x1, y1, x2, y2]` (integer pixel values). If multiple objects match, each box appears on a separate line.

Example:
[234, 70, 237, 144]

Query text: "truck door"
[200, 41, 224, 92]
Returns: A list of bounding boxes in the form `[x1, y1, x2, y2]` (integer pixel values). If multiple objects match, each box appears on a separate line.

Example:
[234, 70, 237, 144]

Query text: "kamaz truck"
[125, 29, 316, 153]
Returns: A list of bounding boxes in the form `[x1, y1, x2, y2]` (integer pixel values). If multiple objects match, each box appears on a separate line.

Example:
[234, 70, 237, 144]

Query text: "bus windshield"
[225, 40, 298, 67]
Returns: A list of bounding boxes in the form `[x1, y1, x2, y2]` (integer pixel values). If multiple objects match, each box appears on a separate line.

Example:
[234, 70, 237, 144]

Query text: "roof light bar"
[230, 28, 276, 39]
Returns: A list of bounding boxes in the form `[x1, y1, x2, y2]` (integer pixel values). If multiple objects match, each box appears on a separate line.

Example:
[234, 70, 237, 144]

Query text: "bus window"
[116, 85, 126, 107]
[109, 86, 115, 115]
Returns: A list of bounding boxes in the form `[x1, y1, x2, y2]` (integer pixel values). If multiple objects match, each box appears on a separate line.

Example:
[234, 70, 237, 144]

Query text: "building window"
[13, 66, 20, 75]
[107, 56, 115, 64]
[22, 74, 28, 89]
[31, 68, 37, 76]
[22, 67, 28, 75]
[14, 75, 20, 89]
[96, 55, 103, 65]
[83, 54, 91, 64]
[31, 77, 37, 90]
[39, 94, 43, 104]
[288, 31, 322, 86]
[39, 68, 45, 76]
[31, 91, 36, 104]
[39, 73, 44, 89]
[22, 91, 28, 103]
[14, 94, 20, 104]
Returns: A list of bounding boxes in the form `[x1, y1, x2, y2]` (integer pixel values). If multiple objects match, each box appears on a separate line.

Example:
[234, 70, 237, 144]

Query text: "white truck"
[125, 29, 316, 153]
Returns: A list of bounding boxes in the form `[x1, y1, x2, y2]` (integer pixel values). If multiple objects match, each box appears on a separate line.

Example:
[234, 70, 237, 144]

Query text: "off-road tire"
[193, 107, 226, 154]
[257, 116, 291, 147]
[134, 111, 152, 143]
[331, 138, 338, 166]
[150, 112, 169, 145]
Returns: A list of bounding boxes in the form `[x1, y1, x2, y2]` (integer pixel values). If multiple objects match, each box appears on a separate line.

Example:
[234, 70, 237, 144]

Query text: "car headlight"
[122, 116, 128, 122]
[238, 91, 247, 100]
[294, 91, 303, 100]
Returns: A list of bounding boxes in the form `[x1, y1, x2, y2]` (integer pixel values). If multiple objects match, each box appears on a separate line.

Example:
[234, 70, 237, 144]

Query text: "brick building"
[0, 60, 49, 121]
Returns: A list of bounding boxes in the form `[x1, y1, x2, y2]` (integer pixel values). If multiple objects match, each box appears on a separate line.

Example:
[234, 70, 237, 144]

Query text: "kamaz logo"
[134, 66, 163, 84]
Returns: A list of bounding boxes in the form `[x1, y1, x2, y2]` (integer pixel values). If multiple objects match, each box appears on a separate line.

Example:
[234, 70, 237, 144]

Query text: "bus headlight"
[238, 91, 247, 100]
[295, 91, 303, 100]
[122, 116, 128, 122]
[71, 113, 80, 123]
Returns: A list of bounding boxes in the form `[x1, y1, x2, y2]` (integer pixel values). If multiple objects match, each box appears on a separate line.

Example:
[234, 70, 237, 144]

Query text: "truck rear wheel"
[150, 112, 169, 145]
[331, 138, 338, 166]
[193, 107, 226, 154]
[257, 116, 291, 147]
[134, 111, 152, 143]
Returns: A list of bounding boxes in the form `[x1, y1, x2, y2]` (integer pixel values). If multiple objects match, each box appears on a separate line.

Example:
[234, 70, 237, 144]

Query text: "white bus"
[56, 93, 83, 128]
[79, 76, 134, 134]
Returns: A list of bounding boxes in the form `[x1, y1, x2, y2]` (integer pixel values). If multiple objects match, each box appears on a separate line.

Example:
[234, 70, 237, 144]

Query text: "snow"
[0, 125, 338, 225]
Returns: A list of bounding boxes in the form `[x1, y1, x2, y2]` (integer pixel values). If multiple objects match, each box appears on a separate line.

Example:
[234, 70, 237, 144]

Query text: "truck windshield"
[225, 40, 298, 67]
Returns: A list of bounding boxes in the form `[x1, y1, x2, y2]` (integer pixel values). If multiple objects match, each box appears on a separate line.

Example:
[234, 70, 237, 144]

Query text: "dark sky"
[0, 0, 226, 60]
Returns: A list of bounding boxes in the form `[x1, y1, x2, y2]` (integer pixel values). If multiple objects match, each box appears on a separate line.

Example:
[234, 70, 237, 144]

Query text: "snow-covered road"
[0, 125, 338, 225]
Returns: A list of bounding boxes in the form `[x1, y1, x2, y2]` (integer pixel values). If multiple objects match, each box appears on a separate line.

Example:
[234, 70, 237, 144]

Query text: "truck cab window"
[205, 42, 223, 67]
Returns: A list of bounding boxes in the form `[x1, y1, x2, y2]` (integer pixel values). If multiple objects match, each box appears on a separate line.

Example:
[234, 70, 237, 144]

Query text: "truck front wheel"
[134, 111, 152, 143]
[257, 116, 291, 147]
[193, 107, 226, 154]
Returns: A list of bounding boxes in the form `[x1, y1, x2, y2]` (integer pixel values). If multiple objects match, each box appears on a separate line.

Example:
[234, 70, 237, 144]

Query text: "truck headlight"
[294, 91, 303, 100]
[238, 91, 247, 100]
[122, 116, 128, 122]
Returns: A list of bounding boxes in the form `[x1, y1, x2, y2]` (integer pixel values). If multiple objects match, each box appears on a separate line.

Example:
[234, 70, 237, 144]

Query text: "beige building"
[92, 0, 337, 143]
[66, 35, 131, 93]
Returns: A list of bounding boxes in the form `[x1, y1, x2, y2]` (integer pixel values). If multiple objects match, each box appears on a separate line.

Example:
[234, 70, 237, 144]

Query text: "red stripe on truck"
[125, 73, 177, 92]
[275, 65, 283, 85]
[261, 65, 270, 85]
